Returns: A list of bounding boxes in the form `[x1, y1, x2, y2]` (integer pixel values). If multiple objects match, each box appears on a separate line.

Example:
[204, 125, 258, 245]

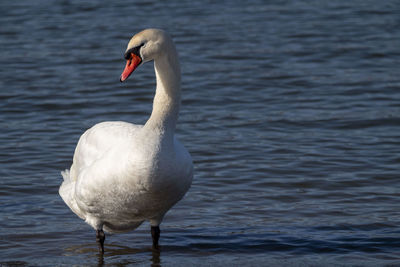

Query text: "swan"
[59, 29, 193, 253]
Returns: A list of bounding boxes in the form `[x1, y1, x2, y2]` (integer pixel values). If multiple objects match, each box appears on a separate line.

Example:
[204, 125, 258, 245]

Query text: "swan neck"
[145, 47, 181, 136]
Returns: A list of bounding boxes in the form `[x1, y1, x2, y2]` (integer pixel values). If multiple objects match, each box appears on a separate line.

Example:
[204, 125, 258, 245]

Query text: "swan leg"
[151, 226, 160, 249]
[96, 229, 105, 253]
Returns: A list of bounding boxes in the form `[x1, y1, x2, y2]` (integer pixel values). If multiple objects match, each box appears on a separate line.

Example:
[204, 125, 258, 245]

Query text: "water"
[1, 0, 399, 266]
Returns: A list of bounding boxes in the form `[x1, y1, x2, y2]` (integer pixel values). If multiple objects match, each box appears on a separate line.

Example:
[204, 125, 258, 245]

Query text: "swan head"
[120, 28, 172, 82]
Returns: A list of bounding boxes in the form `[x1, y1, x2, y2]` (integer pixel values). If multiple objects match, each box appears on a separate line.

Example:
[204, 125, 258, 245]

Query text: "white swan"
[59, 29, 193, 253]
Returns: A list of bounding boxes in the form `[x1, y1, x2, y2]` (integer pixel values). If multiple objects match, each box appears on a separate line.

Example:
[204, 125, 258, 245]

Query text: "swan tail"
[59, 169, 85, 220]
[61, 169, 70, 182]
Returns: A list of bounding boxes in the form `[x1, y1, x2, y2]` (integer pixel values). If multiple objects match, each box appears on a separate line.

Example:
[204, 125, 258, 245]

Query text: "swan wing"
[60, 121, 142, 222]
[69, 121, 142, 181]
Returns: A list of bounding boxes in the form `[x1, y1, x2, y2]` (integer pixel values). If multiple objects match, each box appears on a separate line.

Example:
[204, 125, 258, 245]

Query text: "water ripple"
[1, 0, 400, 266]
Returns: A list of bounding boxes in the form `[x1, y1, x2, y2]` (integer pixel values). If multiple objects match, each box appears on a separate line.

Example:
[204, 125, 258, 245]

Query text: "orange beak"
[120, 53, 142, 82]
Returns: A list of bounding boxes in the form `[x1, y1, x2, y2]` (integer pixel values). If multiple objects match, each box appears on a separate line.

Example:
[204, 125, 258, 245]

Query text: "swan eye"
[124, 43, 145, 60]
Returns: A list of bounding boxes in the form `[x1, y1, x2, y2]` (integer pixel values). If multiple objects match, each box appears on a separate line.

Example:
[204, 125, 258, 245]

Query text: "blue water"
[1, 0, 400, 266]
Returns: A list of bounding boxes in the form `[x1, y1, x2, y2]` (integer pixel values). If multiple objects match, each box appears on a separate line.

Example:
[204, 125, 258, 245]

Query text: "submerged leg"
[96, 229, 105, 253]
[151, 226, 161, 249]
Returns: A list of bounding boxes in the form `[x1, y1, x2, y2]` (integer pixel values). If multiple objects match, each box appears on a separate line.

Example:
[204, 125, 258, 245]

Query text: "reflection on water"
[63, 241, 162, 266]
[1, 0, 400, 266]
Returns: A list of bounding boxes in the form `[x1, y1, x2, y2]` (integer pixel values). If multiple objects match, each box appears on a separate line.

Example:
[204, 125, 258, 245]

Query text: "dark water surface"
[1, 0, 400, 266]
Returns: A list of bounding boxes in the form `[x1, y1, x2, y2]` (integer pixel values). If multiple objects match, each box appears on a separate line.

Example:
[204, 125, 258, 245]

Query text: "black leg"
[151, 226, 160, 249]
[96, 229, 105, 254]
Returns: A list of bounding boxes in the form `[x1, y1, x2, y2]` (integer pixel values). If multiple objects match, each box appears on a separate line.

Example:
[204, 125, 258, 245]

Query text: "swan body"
[59, 29, 193, 251]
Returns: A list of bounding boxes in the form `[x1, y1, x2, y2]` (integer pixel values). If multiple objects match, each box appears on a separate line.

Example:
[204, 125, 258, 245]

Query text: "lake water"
[1, 0, 399, 266]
